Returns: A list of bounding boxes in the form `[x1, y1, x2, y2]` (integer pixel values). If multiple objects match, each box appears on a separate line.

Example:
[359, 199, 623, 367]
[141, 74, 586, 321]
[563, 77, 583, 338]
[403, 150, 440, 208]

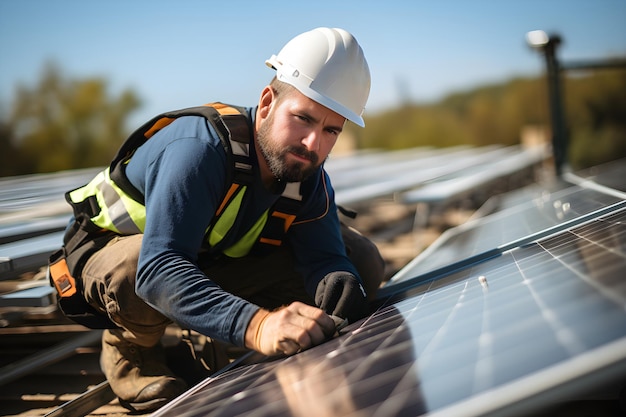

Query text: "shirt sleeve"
[126, 116, 259, 346]
[288, 169, 360, 296]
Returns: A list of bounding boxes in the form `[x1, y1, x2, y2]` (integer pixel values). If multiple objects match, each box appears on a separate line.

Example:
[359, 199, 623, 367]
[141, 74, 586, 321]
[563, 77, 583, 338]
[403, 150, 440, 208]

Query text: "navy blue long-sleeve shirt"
[123, 106, 357, 346]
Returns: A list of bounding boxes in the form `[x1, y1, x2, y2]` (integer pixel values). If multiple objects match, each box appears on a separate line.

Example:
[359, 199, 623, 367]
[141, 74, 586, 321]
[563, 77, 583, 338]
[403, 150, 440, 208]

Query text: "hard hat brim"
[266, 57, 365, 127]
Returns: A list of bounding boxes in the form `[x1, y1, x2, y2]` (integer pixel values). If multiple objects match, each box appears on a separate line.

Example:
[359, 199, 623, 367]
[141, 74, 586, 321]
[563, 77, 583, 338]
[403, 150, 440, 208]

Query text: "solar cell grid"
[155, 205, 626, 417]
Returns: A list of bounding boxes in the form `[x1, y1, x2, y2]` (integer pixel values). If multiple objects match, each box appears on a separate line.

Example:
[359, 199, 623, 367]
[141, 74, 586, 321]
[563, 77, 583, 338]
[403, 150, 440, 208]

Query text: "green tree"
[565, 70, 626, 168]
[3, 62, 140, 175]
[0, 118, 32, 176]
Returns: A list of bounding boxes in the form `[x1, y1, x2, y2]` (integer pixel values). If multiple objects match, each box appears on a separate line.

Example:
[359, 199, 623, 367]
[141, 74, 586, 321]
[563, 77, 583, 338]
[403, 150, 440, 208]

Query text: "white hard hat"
[266, 27, 371, 127]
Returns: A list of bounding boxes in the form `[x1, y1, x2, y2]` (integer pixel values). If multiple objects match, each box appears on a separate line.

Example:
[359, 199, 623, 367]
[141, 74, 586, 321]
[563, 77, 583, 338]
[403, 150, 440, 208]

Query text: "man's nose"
[301, 129, 321, 152]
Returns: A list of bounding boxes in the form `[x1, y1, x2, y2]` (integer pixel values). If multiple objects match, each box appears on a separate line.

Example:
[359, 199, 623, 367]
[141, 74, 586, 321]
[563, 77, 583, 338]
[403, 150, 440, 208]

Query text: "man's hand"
[315, 271, 370, 323]
[245, 302, 336, 356]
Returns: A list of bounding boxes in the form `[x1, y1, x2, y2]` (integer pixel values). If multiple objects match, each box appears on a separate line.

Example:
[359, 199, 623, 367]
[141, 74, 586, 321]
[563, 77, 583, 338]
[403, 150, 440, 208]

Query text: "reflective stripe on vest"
[68, 167, 145, 235]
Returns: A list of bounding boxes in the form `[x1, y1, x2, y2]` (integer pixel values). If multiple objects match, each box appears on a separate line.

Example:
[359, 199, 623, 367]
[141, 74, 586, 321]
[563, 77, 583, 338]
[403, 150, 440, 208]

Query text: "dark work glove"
[315, 271, 370, 323]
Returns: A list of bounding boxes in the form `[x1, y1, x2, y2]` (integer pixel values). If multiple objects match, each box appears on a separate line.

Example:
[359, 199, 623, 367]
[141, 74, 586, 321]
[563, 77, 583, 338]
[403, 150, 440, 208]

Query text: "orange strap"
[215, 183, 241, 216]
[49, 258, 77, 297]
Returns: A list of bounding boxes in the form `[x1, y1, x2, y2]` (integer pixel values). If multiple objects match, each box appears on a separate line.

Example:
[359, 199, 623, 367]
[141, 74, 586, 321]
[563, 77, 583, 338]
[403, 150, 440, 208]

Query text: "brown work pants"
[80, 224, 384, 347]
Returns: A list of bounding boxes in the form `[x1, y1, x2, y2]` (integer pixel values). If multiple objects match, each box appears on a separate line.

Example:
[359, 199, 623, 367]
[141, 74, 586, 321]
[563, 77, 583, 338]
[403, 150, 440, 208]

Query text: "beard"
[256, 115, 320, 183]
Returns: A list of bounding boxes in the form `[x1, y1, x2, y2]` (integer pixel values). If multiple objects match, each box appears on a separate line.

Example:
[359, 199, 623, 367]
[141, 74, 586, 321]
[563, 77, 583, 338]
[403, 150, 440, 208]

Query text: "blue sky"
[1, 0, 625, 127]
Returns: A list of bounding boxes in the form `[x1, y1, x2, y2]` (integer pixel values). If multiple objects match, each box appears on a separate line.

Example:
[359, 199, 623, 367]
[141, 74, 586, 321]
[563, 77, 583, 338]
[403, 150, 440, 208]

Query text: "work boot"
[101, 329, 188, 413]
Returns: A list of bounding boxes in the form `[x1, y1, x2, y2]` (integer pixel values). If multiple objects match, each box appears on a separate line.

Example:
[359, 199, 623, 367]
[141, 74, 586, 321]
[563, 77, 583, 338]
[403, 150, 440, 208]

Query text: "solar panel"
[330, 146, 523, 207]
[153, 189, 626, 416]
[390, 181, 626, 284]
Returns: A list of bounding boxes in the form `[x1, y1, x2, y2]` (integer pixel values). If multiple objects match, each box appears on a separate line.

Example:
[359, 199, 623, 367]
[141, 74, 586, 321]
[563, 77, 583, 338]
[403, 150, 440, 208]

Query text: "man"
[49, 27, 384, 412]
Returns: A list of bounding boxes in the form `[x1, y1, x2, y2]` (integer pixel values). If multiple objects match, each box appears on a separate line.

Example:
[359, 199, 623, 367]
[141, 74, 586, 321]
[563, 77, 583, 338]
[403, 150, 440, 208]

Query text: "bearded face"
[256, 110, 321, 183]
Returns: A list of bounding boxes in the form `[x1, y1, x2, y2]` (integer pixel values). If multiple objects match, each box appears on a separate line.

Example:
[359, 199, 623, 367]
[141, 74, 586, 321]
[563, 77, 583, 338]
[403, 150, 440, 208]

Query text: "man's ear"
[258, 86, 274, 120]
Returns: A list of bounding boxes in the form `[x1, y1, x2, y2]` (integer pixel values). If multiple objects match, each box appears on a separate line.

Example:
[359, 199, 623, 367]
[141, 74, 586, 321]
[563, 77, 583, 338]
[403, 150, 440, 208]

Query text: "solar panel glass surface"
[390, 181, 625, 284]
